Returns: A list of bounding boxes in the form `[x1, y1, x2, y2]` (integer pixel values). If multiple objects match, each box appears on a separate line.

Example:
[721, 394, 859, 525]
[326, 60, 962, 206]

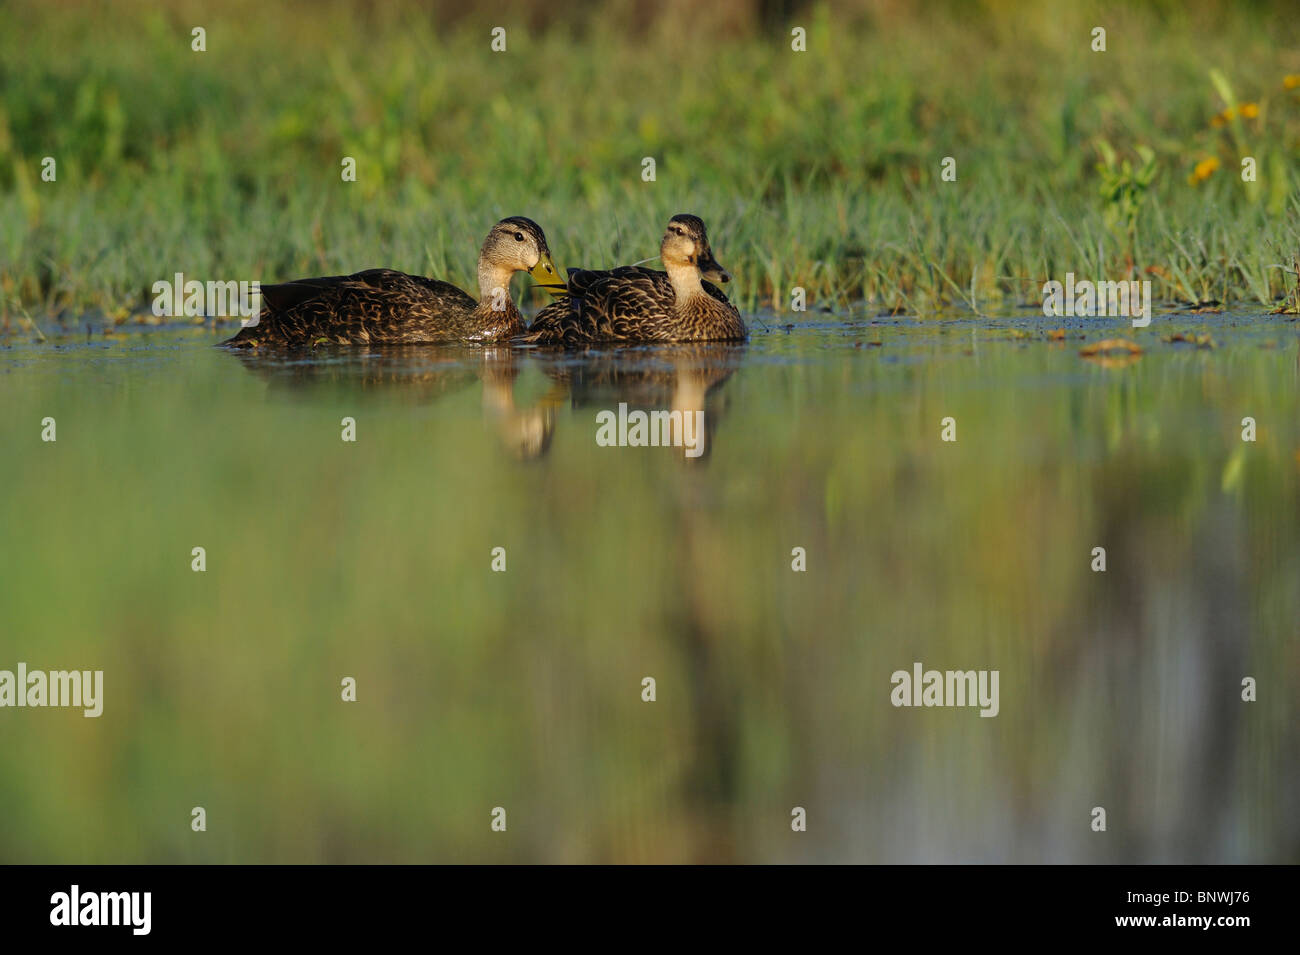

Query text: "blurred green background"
[1, 0, 1299, 321]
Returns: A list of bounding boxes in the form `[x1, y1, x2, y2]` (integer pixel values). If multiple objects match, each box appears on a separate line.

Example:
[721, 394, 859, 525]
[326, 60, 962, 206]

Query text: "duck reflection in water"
[224, 341, 746, 462]
[225, 345, 556, 460]
[525, 343, 747, 463]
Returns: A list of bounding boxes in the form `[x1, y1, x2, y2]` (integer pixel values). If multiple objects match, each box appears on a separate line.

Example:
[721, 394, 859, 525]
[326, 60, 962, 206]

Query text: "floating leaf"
[1080, 338, 1143, 356]
[1165, 332, 1216, 348]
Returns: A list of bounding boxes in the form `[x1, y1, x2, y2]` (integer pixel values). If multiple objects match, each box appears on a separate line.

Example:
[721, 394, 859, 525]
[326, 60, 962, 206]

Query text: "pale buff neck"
[474, 263, 524, 331]
[477, 261, 516, 307]
[665, 260, 704, 306]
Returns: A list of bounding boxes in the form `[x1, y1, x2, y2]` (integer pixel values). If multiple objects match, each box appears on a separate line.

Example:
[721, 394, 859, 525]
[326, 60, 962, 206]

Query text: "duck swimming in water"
[223, 217, 556, 347]
[519, 214, 746, 345]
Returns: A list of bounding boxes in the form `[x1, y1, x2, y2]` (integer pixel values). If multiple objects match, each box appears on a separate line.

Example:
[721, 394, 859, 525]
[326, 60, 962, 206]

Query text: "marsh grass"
[2, 0, 1299, 323]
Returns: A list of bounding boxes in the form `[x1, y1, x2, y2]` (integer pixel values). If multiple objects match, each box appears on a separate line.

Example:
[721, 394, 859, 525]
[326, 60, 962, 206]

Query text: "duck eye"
[514, 232, 525, 241]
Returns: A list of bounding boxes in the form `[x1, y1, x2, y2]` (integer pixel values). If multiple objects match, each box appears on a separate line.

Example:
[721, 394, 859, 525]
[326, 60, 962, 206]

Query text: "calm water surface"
[1, 311, 1297, 862]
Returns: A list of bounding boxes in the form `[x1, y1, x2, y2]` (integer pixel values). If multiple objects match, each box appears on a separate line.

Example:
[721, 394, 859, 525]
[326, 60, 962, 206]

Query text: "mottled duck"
[519, 214, 745, 345]
[223, 217, 556, 347]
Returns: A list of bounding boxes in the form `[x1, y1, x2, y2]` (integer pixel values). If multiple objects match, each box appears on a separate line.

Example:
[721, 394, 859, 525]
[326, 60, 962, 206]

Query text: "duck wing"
[566, 266, 731, 305]
[261, 269, 473, 311]
[572, 271, 677, 342]
[228, 269, 478, 346]
[520, 267, 734, 345]
[563, 266, 657, 299]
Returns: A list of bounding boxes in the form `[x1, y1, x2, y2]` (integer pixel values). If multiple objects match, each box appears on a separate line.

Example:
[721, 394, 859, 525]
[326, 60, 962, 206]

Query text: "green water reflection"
[0, 314, 1296, 862]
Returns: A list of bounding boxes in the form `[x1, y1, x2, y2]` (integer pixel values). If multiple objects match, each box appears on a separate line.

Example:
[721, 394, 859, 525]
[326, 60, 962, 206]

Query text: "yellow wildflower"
[1240, 102, 1259, 118]
[1188, 157, 1220, 185]
[1284, 74, 1300, 90]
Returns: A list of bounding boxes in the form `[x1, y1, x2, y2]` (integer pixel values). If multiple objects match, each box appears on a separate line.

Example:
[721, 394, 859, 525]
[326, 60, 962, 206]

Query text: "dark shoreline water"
[1, 313, 1296, 862]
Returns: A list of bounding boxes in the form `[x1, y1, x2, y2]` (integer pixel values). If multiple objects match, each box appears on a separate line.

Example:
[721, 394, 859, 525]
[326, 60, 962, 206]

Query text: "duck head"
[482, 217, 557, 279]
[477, 216, 558, 305]
[660, 214, 730, 286]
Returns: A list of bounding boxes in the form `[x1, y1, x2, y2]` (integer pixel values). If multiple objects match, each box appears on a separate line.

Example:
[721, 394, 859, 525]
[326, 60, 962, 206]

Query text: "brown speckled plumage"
[223, 217, 555, 348]
[519, 214, 747, 345]
[531, 266, 730, 326]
